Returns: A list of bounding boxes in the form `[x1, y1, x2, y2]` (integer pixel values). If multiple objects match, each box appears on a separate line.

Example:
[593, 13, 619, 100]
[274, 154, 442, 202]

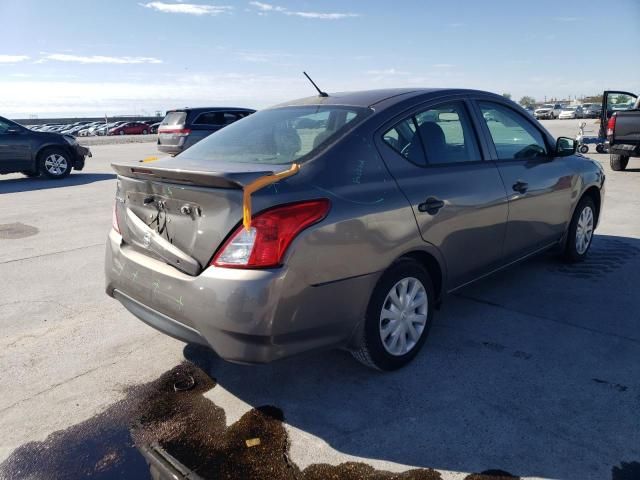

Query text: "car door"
[600, 90, 638, 137]
[472, 99, 576, 262]
[0, 118, 32, 173]
[376, 99, 509, 289]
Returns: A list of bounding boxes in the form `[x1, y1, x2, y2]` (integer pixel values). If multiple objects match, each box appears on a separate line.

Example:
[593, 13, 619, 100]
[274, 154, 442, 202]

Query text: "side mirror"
[555, 136, 577, 156]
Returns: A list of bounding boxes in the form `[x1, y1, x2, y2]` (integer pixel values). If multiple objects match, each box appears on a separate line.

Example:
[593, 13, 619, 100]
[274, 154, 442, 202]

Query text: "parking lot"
[0, 120, 638, 479]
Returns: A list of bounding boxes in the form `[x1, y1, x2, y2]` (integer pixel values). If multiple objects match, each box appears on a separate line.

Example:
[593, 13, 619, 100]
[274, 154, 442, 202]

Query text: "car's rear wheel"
[39, 148, 72, 179]
[563, 196, 596, 262]
[610, 154, 629, 171]
[352, 259, 434, 371]
[578, 144, 589, 154]
[142, 129, 148, 135]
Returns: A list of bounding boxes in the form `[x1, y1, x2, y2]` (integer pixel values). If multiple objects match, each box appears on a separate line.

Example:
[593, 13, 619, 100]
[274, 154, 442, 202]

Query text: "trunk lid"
[112, 158, 285, 275]
[158, 111, 189, 148]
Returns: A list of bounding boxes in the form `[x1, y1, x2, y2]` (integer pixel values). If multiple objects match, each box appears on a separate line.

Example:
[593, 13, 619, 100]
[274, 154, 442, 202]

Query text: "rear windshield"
[178, 105, 370, 165]
[161, 111, 187, 126]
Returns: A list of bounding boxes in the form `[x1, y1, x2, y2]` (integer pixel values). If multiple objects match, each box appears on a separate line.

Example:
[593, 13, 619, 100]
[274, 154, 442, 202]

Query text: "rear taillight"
[212, 199, 330, 269]
[607, 114, 616, 137]
[158, 128, 191, 135]
[112, 202, 121, 233]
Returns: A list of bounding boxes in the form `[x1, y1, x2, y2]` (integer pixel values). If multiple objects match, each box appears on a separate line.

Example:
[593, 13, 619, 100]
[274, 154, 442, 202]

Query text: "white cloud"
[140, 2, 232, 15]
[366, 68, 409, 75]
[40, 54, 163, 64]
[249, 1, 285, 12]
[0, 55, 30, 63]
[248, 1, 358, 19]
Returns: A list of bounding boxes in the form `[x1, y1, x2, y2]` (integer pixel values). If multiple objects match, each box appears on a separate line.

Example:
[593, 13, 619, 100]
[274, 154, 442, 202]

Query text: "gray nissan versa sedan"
[105, 88, 605, 370]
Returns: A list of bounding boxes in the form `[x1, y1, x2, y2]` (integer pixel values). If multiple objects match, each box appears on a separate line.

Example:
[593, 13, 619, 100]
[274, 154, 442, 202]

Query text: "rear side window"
[179, 105, 369, 165]
[194, 112, 223, 125]
[479, 101, 547, 160]
[194, 111, 244, 126]
[383, 101, 481, 166]
[161, 111, 187, 126]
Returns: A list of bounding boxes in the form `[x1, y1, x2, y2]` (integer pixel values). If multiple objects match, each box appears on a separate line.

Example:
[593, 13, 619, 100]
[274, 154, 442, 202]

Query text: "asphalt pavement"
[0, 120, 638, 480]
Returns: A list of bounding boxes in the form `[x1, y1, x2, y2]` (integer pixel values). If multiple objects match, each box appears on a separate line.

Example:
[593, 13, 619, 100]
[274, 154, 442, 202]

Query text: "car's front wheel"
[39, 148, 72, 179]
[352, 259, 434, 371]
[564, 196, 596, 262]
[610, 154, 629, 171]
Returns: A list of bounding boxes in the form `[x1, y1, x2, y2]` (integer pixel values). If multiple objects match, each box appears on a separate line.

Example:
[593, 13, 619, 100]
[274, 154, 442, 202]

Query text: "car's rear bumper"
[105, 230, 376, 364]
[157, 144, 183, 155]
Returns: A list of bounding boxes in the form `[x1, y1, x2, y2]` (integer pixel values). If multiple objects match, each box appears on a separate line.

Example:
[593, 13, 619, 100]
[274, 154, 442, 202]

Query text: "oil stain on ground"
[0, 362, 518, 480]
[0, 222, 39, 239]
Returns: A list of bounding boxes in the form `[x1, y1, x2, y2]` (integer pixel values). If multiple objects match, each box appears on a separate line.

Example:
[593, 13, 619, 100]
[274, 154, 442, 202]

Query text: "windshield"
[564, 106, 576, 111]
[179, 105, 370, 165]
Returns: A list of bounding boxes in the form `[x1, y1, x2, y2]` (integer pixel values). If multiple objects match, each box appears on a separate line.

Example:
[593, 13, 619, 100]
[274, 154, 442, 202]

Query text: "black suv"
[0, 116, 91, 178]
[157, 107, 255, 155]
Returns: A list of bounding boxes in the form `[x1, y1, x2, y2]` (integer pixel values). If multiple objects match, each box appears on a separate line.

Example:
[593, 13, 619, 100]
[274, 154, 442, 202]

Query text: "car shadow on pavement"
[184, 233, 640, 480]
[0, 173, 115, 194]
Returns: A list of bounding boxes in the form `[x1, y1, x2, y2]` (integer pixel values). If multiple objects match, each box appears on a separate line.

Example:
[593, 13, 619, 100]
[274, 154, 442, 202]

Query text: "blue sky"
[1, 0, 639, 117]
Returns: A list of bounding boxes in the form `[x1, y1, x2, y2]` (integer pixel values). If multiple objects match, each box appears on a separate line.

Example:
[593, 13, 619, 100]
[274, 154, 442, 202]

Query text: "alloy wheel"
[44, 153, 68, 176]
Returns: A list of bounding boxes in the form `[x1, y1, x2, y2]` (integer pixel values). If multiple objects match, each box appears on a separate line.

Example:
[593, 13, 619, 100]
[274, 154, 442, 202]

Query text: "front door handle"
[512, 181, 528, 194]
[418, 197, 445, 215]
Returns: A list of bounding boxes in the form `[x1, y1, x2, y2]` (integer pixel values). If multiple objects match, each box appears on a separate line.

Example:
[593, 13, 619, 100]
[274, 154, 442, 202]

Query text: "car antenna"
[303, 71, 329, 97]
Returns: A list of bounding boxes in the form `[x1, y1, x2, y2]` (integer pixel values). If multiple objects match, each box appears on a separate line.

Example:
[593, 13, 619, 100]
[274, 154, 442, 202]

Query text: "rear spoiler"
[111, 162, 278, 189]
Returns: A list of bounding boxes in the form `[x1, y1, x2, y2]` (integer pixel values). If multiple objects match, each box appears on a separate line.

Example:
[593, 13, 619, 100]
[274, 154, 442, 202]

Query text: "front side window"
[607, 93, 637, 111]
[179, 105, 369, 165]
[0, 119, 11, 134]
[383, 101, 481, 165]
[478, 101, 547, 160]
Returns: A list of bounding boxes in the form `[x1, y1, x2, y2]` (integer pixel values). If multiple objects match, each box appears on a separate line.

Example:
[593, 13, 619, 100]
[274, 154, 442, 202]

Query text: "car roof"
[271, 88, 512, 110]
[166, 107, 255, 113]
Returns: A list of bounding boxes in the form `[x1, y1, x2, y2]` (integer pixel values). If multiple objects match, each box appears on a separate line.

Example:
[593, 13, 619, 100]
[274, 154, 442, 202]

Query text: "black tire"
[578, 145, 589, 154]
[21, 170, 40, 178]
[38, 147, 72, 179]
[142, 129, 148, 135]
[595, 144, 605, 154]
[563, 196, 596, 263]
[610, 154, 629, 171]
[119, 130, 125, 136]
[352, 259, 435, 371]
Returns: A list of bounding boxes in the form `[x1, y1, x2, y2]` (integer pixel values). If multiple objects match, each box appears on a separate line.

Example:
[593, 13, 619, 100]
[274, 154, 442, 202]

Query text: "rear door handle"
[418, 197, 445, 215]
[512, 181, 528, 194]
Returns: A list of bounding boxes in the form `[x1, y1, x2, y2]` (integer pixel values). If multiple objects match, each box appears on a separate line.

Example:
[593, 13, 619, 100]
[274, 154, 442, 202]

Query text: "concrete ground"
[0, 119, 638, 479]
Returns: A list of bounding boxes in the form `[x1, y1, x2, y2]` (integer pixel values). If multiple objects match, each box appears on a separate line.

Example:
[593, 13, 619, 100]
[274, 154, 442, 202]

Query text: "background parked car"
[108, 121, 152, 136]
[558, 105, 584, 119]
[0, 115, 91, 178]
[582, 103, 602, 118]
[534, 103, 562, 119]
[157, 107, 255, 155]
[149, 122, 161, 134]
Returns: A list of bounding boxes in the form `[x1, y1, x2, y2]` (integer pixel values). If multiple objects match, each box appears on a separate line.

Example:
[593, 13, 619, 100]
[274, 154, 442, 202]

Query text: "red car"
[108, 122, 151, 136]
